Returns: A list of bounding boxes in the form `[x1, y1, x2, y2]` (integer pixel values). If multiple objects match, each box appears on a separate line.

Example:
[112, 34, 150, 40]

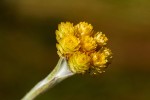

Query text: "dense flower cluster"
[56, 22, 112, 74]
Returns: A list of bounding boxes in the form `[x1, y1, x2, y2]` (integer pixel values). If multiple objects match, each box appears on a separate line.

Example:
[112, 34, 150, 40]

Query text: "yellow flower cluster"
[56, 22, 112, 74]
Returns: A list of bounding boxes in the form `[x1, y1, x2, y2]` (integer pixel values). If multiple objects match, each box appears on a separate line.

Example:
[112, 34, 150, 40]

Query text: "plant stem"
[21, 58, 74, 100]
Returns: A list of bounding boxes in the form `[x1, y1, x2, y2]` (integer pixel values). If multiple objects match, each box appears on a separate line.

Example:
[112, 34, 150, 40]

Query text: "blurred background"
[0, 0, 150, 100]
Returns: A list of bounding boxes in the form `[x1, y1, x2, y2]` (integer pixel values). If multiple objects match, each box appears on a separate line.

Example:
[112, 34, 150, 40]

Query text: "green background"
[0, 0, 150, 100]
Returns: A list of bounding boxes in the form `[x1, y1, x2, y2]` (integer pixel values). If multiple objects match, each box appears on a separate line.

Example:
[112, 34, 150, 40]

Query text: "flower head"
[57, 34, 80, 57]
[90, 47, 112, 74]
[91, 47, 112, 66]
[94, 32, 108, 46]
[68, 52, 91, 73]
[56, 22, 112, 74]
[80, 36, 97, 51]
[56, 22, 74, 41]
[75, 22, 93, 37]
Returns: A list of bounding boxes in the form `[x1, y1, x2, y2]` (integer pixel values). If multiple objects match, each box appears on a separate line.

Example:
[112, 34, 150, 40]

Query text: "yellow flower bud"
[68, 52, 91, 73]
[80, 36, 97, 51]
[91, 47, 112, 67]
[90, 48, 112, 74]
[92, 52, 106, 66]
[56, 22, 74, 41]
[58, 35, 80, 55]
[75, 22, 93, 37]
[94, 32, 108, 46]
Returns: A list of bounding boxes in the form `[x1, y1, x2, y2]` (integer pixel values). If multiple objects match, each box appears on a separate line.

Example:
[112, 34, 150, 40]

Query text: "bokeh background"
[0, 0, 150, 100]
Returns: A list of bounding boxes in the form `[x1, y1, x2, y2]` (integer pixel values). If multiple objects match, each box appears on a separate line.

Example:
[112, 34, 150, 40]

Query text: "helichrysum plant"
[22, 22, 112, 100]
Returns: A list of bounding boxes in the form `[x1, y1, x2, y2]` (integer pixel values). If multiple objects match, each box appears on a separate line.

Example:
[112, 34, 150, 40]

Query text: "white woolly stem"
[21, 58, 74, 100]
